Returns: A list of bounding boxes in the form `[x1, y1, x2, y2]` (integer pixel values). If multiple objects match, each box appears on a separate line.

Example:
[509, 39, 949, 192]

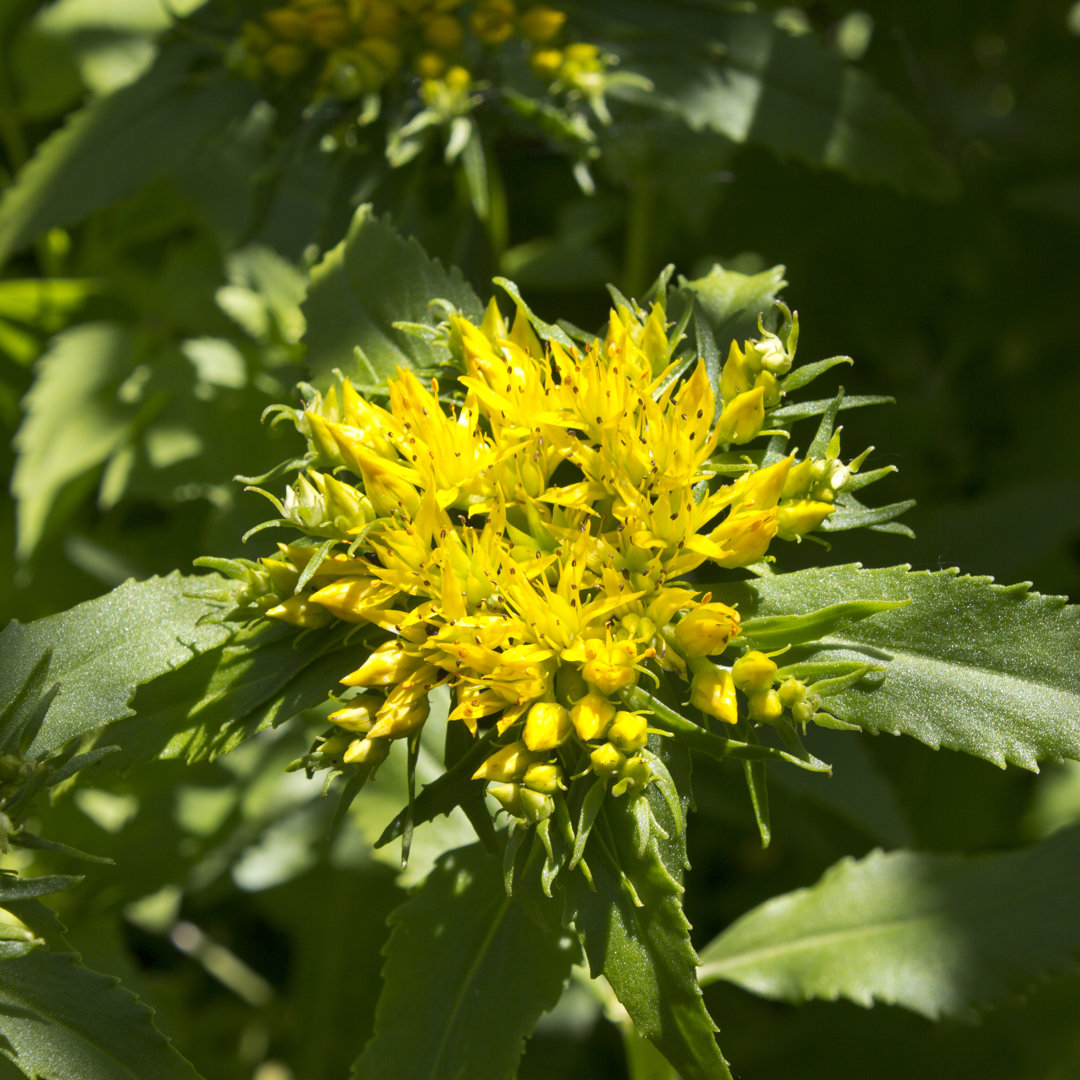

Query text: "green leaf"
[699, 824, 1080, 1020]
[352, 842, 573, 1080]
[0, 573, 232, 758]
[739, 600, 908, 650]
[0, 43, 254, 265]
[11, 322, 138, 561]
[564, 739, 732, 1080]
[0, 948, 202, 1079]
[591, 2, 958, 199]
[303, 205, 484, 388]
[669, 262, 787, 358]
[94, 620, 361, 773]
[711, 564, 1080, 771]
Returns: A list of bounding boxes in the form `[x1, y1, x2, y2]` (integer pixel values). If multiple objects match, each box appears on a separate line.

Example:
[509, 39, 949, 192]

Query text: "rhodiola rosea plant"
[0, 209, 1078, 1079]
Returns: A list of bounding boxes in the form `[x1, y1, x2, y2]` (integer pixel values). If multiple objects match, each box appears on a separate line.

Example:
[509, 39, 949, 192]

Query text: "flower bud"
[732, 650, 777, 693]
[777, 499, 835, 539]
[472, 740, 538, 782]
[718, 387, 766, 445]
[612, 755, 652, 797]
[590, 743, 624, 776]
[748, 688, 784, 723]
[523, 702, 571, 751]
[570, 692, 616, 741]
[523, 762, 563, 794]
[367, 698, 429, 740]
[673, 602, 741, 658]
[264, 43, 308, 77]
[329, 695, 382, 733]
[487, 782, 554, 823]
[518, 5, 566, 44]
[792, 700, 817, 725]
[265, 594, 334, 628]
[581, 640, 637, 694]
[607, 711, 648, 752]
[341, 641, 423, 687]
[689, 665, 738, 725]
[343, 736, 391, 766]
[263, 8, 308, 42]
[424, 14, 465, 50]
[530, 48, 563, 79]
[777, 678, 806, 708]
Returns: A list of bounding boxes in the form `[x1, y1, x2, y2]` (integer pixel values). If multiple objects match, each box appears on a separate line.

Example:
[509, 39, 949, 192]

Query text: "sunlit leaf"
[352, 842, 573, 1080]
[699, 825, 1080, 1019]
[712, 564, 1080, 771]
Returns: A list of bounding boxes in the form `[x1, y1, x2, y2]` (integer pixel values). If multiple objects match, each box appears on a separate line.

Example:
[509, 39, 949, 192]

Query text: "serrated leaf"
[91, 619, 361, 774]
[0, 948, 202, 1079]
[711, 564, 1080, 771]
[0, 573, 233, 758]
[564, 737, 731, 1080]
[352, 842, 573, 1080]
[699, 824, 1080, 1019]
[0, 42, 254, 265]
[303, 205, 483, 388]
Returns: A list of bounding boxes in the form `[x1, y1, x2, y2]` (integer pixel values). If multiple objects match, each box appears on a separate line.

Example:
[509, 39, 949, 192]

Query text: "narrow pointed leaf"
[564, 738, 731, 1080]
[699, 825, 1080, 1019]
[352, 842, 573, 1080]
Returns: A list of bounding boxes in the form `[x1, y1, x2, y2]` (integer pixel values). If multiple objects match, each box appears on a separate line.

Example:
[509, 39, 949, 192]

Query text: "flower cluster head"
[226, 0, 610, 117]
[210, 278, 900, 866]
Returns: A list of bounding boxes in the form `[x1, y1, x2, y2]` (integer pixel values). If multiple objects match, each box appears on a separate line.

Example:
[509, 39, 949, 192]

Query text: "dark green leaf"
[0, 948, 202, 1079]
[712, 565, 1080, 771]
[303, 205, 483, 387]
[699, 824, 1080, 1019]
[352, 842, 573, 1080]
[589, 2, 959, 199]
[740, 600, 908, 650]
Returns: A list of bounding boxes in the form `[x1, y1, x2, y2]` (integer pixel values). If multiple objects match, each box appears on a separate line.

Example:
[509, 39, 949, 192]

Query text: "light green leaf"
[352, 842, 573, 1080]
[0, 42, 254, 265]
[564, 738, 732, 1080]
[303, 205, 483, 388]
[711, 564, 1080, 771]
[699, 825, 1080, 1019]
[12, 322, 138, 560]
[0, 948, 202, 1079]
[0, 573, 232, 758]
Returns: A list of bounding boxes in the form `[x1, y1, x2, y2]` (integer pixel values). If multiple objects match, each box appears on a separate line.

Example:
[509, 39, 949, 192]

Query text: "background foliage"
[1, 0, 1079, 1077]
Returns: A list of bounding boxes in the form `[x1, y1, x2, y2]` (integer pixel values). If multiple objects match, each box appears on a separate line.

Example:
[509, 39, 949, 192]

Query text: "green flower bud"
[607, 711, 648, 752]
[732, 650, 778, 692]
[590, 742, 624, 776]
[748, 688, 784, 722]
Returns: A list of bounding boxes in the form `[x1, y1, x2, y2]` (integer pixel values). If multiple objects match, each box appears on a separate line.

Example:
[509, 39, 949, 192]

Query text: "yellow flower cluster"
[227, 0, 590, 104]
[242, 296, 847, 824]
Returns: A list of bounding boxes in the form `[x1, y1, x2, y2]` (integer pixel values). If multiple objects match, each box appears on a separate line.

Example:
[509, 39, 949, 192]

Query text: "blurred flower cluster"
[226, 0, 609, 115]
